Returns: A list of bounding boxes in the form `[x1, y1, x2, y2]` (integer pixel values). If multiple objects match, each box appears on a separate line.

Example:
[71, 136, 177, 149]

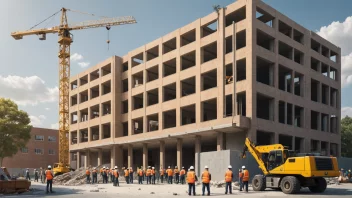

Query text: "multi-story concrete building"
[3, 127, 59, 175]
[69, 0, 341, 171]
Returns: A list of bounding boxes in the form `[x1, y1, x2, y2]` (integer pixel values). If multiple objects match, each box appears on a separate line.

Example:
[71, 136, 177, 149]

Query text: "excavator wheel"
[252, 175, 266, 191]
[280, 176, 301, 194]
[308, 177, 327, 193]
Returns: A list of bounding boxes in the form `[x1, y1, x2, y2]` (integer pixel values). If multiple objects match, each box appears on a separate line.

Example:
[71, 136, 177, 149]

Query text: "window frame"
[34, 135, 44, 141]
[48, 149, 55, 155]
[34, 148, 44, 155]
[48, 136, 56, 142]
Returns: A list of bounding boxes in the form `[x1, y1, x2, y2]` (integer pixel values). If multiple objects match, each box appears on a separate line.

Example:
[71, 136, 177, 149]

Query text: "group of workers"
[85, 164, 250, 196]
[24, 167, 46, 183]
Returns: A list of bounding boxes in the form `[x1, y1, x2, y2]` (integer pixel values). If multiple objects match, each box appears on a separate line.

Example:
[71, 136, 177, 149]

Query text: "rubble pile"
[53, 164, 109, 186]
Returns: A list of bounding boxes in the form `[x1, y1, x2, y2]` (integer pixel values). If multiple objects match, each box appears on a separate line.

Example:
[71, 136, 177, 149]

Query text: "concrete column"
[159, 141, 165, 169]
[217, 8, 225, 119]
[195, 136, 201, 176]
[217, 132, 225, 151]
[326, 143, 331, 156]
[291, 137, 295, 151]
[232, 21, 237, 116]
[97, 149, 102, 166]
[304, 138, 310, 153]
[99, 124, 103, 140]
[77, 151, 81, 168]
[177, 139, 183, 169]
[269, 65, 274, 86]
[317, 112, 322, 131]
[111, 145, 116, 168]
[84, 150, 91, 168]
[128, 144, 133, 168]
[269, 99, 274, 121]
[318, 82, 322, 103]
[317, 140, 321, 153]
[143, 143, 148, 168]
[274, 133, 279, 144]
[77, 128, 81, 144]
[88, 127, 91, 142]
[116, 145, 123, 169]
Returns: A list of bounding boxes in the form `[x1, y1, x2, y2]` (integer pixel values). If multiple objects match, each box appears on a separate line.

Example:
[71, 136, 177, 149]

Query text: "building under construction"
[69, 0, 341, 170]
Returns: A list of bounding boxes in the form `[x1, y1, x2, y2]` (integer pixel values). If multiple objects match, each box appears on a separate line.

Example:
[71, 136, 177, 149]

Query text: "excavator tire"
[252, 175, 266, 191]
[280, 176, 301, 194]
[308, 177, 327, 193]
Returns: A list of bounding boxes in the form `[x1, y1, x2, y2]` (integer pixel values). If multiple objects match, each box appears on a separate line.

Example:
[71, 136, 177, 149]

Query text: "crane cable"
[29, 10, 61, 30]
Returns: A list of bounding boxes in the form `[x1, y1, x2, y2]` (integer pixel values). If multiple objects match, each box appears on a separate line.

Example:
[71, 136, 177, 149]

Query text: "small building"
[3, 127, 59, 176]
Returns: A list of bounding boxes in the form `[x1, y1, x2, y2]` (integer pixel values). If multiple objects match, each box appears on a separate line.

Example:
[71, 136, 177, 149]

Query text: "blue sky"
[1, 0, 352, 128]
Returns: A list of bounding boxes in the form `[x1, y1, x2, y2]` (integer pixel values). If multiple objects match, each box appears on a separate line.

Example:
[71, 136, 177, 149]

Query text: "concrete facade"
[69, 0, 341, 173]
[3, 127, 59, 175]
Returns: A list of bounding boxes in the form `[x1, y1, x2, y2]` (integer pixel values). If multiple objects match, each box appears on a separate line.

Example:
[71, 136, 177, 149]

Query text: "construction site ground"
[2, 181, 352, 198]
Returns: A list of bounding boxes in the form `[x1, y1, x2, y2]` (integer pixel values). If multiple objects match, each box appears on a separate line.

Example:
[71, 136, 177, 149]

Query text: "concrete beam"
[177, 138, 182, 169]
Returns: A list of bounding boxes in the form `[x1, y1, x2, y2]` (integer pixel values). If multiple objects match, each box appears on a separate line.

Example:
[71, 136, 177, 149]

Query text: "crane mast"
[11, 8, 136, 169]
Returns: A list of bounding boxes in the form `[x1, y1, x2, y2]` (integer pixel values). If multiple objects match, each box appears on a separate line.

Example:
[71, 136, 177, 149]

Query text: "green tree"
[341, 116, 352, 157]
[0, 98, 32, 166]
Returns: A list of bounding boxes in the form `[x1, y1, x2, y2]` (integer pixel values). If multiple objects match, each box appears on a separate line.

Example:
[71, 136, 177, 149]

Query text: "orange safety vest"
[146, 169, 151, 176]
[124, 170, 129, 177]
[167, 169, 173, 176]
[46, 170, 53, 180]
[114, 170, 119, 178]
[160, 169, 164, 176]
[225, 170, 233, 182]
[151, 169, 155, 175]
[202, 171, 210, 183]
[187, 171, 196, 184]
[243, 170, 249, 181]
[139, 169, 144, 176]
[100, 168, 103, 173]
[180, 169, 185, 176]
[86, 170, 90, 175]
[239, 172, 243, 179]
[174, 168, 179, 174]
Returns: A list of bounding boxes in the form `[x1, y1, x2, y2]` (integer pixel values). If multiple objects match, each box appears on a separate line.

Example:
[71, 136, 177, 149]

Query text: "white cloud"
[45, 108, 50, 110]
[78, 62, 90, 68]
[29, 115, 46, 126]
[70, 53, 83, 61]
[0, 75, 58, 106]
[342, 107, 352, 118]
[51, 123, 59, 130]
[317, 16, 352, 87]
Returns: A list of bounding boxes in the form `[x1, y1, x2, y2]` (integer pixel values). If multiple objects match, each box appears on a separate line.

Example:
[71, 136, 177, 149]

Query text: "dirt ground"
[2, 180, 352, 198]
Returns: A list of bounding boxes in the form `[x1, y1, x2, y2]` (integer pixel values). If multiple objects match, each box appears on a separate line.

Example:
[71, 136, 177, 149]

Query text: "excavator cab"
[267, 150, 284, 170]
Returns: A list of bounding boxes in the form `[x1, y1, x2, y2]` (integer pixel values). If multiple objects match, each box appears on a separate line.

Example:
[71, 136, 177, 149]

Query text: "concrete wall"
[338, 157, 352, 169]
[199, 150, 231, 181]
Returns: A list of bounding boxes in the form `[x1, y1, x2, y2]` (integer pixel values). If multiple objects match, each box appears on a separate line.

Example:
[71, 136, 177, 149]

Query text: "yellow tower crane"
[11, 8, 136, 175]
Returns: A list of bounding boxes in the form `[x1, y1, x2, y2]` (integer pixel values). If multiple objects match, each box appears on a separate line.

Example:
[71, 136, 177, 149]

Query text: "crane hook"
[106, 25, 111, 50]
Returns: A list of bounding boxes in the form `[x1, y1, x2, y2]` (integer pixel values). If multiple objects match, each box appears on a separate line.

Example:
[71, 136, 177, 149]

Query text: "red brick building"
[3, 127, 59, 173]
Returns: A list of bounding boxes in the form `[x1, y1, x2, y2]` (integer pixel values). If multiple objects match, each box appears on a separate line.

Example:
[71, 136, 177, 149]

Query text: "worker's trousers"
[152, 175, 156, 184]
[225, 182, 232, 194]
[147, 175, 152, 184]
[160, 175, 164, 183]
[92, 175, 97, 184]
[175, 173, 180, 184]
[168, 176, 173, 184]
[239, 178, 243, 191]
[103, 175, 108, 183]
[188, 183, 196, 196]
[180, 175, 185, 184]
[86, 175, 90, 184]
[138, 176, 143, 184]
[35, 175, 39, 182]
[111, 175, 114, 183]
[129, 173, 133, 183]
[202, 183, 210, 195]
[125, 176, 129, 184]
[26, 175, 31, 181]
[243, 181, 249, 192]
[113, 177, 119, 186]
[46, 179, 53, 193]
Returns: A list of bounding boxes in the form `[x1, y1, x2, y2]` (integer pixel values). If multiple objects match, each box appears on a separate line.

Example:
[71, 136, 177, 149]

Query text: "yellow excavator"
[242, 138, 339, 194]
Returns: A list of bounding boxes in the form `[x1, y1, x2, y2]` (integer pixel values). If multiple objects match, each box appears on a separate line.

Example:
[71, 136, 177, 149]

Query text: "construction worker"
[239, 169, 243, 191]
[138, 167, 144, 184]
[92, 167, 97, 184]
[187, 166, 197, 196]
[202, 166, 211, 196]
[180, 167, 186, 184]
[167, 166, 173, 184]
[45, 165, 54, 194]
[348, 170, 351, 180]
[129, 167, 134, 184]
[25, 168, 30, 180]
[242, 166, 249, 192]
[86, 168, 91, 184]
[34, 169, 39, 182]
[159, 166, 165, 183]
[100, 166, 105, 181]
[110, 168, 115, 183]
[174, 166, 179, 184]
[225, 165, 233, 194]
[146, 166, 152, 184]
[113, 166, 120, 187]
[124, 167, 130, 184]
[106, 167, 110, 183]
[102, 167, 108, 183]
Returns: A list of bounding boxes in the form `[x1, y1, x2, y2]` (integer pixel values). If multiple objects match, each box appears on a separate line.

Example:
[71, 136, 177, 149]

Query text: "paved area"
[3, 181, 352, 198]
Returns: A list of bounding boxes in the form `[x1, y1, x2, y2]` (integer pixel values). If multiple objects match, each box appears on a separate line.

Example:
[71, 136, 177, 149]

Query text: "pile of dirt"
[53, 164, 111, 186]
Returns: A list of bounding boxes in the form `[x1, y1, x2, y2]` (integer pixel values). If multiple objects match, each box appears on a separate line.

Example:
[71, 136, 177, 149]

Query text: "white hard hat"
[242, 166, 246, 169]
[48, 165, 52, 169]
[152, 167, 155, 169]
[190, 166, 194, 170]
[93, 167, 96, 170]
[168, 166, 170, 168]
[204, 166, 208, 169]
[175, 166, 177, 168]
[228, 165, 232, 169]
[106, 167, 109, 169]
[103, 166, 105, 168]
[115, 166, 118, 169]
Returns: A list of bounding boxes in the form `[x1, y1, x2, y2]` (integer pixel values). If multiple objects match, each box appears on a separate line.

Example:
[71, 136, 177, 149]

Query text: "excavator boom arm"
[242, 138, 269, 175]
